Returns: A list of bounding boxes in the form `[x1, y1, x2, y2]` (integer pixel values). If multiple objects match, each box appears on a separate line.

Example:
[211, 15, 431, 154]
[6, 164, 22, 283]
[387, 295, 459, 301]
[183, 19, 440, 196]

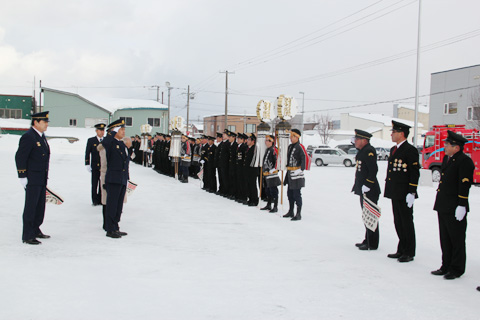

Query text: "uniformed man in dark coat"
[214, 132, 224, 195]
[261, 135, 281, 212]
[191, 137, 201, 179]
[431, 131, 474, 280]
[283, 129, 307, 221]
[219, 130, 231, 195]
[85, 123, 106, 206]
[384, 120, 420, 262]
[15, 111, 51, 244]
[227, 132, 238, 199]
[102, 119, 130, 238]
[236, 133, 248, 203]
[245, 133, 259, 206]
[351, 129, 381, 250]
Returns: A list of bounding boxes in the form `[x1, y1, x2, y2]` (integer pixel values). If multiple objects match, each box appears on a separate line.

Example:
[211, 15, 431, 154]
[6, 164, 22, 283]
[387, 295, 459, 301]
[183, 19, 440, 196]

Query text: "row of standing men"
[129, 128, 307, 220]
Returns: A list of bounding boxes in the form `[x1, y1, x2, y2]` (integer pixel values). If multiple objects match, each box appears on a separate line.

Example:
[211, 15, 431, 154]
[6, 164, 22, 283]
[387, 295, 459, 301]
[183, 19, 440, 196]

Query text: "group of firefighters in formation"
[129, 128, 307, 221]
[15, 111, 480, 291]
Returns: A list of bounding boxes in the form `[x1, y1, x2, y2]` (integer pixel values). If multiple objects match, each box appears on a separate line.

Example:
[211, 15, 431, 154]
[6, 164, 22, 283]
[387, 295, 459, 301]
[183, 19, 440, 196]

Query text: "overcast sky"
[1, 0, 480, 123]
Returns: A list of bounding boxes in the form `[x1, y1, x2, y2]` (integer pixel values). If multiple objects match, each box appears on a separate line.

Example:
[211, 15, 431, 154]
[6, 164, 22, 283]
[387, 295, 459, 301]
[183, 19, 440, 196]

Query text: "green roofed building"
[0, 94, 35, 119]
[42, 88, 169, 136]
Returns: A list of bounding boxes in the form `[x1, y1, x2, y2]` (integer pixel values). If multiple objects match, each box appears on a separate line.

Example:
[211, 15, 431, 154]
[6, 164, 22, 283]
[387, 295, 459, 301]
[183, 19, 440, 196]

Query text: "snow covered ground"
[1, 129, 480, 320]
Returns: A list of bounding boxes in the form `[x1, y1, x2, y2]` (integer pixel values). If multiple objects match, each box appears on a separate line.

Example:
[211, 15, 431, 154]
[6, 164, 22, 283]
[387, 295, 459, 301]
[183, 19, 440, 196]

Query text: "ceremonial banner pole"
[276, 94, 298, 207]
[256, 100, 275, 205]
[140, 124, 153, 166]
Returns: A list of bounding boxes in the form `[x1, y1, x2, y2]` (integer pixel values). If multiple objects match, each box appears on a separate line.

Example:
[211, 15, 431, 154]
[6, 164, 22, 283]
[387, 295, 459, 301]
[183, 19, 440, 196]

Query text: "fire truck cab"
[422, 124, 480, 182]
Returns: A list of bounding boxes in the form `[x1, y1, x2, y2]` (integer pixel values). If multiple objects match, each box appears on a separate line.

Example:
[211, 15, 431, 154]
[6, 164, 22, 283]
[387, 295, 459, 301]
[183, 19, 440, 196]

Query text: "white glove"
[86, 165, 92, 173]
[293, 169, 302, 175]
[200, 160, 205, 164]
[455, 206, 467, 221]
[361, 185, 370, 194]
[19, 178, 28, 188]
[406, 193, 415, 208]
[269, 169, 276, 173]
[113, 127, 120, 133]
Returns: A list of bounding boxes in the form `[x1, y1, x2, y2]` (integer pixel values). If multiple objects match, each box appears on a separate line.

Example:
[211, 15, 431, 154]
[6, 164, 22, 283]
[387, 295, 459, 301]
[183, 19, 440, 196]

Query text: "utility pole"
[413, 0, 422, 147]
[299, 91, 305, 144]
[220, 71, 234, 132]
[166, 82, 172, 133]
[186, 85, 190, 135]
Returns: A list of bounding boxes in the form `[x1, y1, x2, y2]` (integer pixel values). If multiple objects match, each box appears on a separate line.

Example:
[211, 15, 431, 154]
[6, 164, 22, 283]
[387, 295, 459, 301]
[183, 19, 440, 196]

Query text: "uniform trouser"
[391, 199, 416, 257]
[22, 185, 46, 240]
[236, 167, 247, 200]
[246, 169, 259, 204]
[265, 185, 278, 199]
[217, 167, 224, 193]
[228, 167, 237, 196]
[437, 210, 467, 275]
[105, 183, 126, 232]
[360, 193, 380, 249]
[287, 188, 302, 206]
[180, 165, 189, 179]
[208, 165, 217, 191]
[220, 166, 229, 193]
[91, 169, 101, 205]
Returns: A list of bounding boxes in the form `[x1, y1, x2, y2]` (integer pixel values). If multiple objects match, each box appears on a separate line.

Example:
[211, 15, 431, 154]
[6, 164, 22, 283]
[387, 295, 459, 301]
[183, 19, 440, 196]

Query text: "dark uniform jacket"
[284, 142, 306, 189]
[214, 141, 223, 168]
[236, 143, 247, 167]
[15, 127, 50, 186]
[85, 136, 102, 171]
[262, 146, 281, 187]
[220, 140, 231, 169]
[434, 152, 474, 212]
[102, 132, 130, 186]
[352, 143, 381, 197]
[384, 141, 420, 200]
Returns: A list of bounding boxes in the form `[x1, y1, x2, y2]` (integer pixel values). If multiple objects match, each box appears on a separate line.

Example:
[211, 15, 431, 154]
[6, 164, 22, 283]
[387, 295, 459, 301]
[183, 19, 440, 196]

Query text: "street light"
[165, 81, 171, 133]
[299, 91, 305, 144]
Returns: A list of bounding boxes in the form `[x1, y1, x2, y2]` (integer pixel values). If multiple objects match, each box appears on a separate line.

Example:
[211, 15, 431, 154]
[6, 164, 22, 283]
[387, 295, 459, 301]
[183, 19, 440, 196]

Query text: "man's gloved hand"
[200, 160, 205, 164]
[293, 169, 302, 175]
[406, 193, 415, 208]
[361, 185, 370, 194]
[455, 206, 467, 221]
[19, 178, 28, 189]
[269, 169, 276, 174]
[86, 165, 92, 173]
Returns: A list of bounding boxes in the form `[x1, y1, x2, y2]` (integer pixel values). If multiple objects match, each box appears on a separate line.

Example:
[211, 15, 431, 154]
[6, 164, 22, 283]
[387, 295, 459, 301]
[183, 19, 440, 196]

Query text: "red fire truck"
[422, 124, 480, 182]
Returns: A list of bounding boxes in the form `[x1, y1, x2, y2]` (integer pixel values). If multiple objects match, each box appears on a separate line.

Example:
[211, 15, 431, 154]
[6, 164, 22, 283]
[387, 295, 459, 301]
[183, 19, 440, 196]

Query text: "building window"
[69, 119, 77, 127]
[245, 123, 256, 133]
[148, 118, 161, 127]
[120, 117, 133, 127]
[210, 124, 214, 133]
[227, 125, 236, 132]
[0, 108, 22, 119]
[467, 106, 480, 121]
[443, 102, 457, 115]
[217, 125, 220, 131]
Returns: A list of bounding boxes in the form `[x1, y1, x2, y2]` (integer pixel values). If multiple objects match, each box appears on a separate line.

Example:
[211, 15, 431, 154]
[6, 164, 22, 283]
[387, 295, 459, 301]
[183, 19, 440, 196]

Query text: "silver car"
[375, 147, 390, 160]
[311, 148, 355, 167]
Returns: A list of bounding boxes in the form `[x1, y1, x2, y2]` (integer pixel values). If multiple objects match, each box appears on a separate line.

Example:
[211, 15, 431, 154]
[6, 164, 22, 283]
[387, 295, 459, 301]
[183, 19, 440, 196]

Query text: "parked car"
[311, 148, 355, 167]
[307, 144, 329, 156]
[335, 144, 354, 153]
[375, 147, 390, 160]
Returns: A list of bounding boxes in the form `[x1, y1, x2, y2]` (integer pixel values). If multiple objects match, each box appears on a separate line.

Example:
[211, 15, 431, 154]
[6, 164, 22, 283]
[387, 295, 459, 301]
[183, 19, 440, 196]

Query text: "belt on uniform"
[287, 166, 300, 171]
[263, 170, 278, 176]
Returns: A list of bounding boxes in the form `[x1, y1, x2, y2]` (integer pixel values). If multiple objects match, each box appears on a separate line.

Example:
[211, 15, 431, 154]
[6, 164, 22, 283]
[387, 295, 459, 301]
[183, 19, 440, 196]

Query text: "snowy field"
[1, 129, 480, 320]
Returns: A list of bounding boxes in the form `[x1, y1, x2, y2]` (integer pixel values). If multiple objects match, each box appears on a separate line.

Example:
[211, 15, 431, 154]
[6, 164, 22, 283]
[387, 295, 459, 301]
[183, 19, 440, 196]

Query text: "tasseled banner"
[276, 130, 290, 171]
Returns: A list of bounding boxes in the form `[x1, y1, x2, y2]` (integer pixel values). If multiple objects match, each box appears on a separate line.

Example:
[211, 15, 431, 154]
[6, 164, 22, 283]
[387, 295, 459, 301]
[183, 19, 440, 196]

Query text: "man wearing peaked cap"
[15, 111, 51, 244]
[85, 123, 106, 206]
[351, 129, 381, 251]
[431, 130, 474, 280]
[245, 133, 259, 206]
[384, 120, 420, 262]
[283, 128, 307, 221]
[102, 119, 130, 238]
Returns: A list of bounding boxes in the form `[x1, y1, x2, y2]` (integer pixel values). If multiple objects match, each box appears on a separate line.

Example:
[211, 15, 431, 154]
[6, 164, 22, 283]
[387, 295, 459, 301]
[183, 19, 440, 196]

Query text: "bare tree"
[316, 113, 333, 144]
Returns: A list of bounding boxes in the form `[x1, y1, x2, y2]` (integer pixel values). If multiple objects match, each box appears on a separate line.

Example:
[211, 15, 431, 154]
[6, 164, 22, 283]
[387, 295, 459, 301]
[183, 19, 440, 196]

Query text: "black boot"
[291, 205, 302, 221]
[269, 198, 278, 213]
[283, 201, 295, 218]
[181, 176, 188, 183]
[260, 198, 272, 211]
